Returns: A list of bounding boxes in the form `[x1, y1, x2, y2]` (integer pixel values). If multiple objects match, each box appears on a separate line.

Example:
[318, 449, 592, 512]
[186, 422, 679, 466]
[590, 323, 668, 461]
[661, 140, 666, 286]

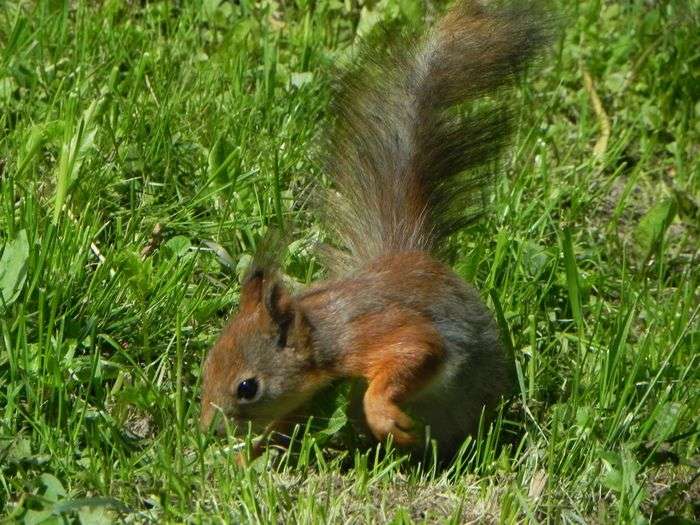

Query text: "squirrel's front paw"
[235, 440, 266, 467]
[364, 397, 416, 447]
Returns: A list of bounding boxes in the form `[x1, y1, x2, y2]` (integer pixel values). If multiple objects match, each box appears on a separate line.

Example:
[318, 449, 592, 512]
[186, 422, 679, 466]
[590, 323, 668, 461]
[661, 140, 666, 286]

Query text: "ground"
[1, 0, 699, 523]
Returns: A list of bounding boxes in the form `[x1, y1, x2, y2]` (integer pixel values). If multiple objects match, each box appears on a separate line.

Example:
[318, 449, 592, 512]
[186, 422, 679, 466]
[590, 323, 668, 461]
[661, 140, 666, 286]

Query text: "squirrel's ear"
[263, 280, 313, 352]
[262, 280, 293, 328]
[240, 271, 310, 350]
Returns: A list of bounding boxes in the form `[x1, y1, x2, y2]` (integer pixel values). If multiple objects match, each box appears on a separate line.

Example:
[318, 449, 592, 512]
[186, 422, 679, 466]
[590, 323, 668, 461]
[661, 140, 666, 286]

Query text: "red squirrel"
[200, 1, 544, 460]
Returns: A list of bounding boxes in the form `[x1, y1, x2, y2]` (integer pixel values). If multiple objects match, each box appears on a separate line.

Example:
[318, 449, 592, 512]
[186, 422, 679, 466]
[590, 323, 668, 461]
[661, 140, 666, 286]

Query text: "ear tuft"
[239, 269, 264, 312]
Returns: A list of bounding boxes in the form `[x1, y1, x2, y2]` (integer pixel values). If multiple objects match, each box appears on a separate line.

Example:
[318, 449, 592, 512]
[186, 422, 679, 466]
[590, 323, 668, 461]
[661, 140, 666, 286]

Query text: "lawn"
[1, 0, 698, 523]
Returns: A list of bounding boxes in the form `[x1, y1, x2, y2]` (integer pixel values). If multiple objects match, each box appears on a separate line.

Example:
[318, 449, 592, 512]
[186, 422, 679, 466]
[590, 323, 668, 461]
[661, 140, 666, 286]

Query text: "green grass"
[1, 0, 699, 523]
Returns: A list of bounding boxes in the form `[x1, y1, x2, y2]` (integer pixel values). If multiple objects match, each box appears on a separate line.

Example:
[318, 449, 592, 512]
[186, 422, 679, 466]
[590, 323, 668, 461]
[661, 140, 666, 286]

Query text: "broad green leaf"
[54, 497, 128, 515]
[289, 72, 313, 88]
[204, 240, 236, 270]
[316, 399, 350, 439]
[602, 468, 623, 492]
[40, 473, 67, 502]
[164, 236, 191, 258]
[633, 198, 677, 258]
[2, 436, 31, 463]
[78, 506, 114, 525]
[0, 229, 29, 306]
[310, 381, 351, 443]
[521, 239, 550, 277]
[23, 509, 57, 525]
[48, 497, 128, 524]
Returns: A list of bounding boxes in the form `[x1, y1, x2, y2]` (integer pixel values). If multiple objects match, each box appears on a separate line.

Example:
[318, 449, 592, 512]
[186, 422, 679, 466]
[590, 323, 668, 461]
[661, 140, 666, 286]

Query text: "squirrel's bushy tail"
[322, 1, 545, 272]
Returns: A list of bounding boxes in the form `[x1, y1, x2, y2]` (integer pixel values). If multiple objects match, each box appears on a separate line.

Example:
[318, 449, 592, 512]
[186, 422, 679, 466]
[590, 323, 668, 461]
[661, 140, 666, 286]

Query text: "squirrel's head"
[200, 269, 324, 435]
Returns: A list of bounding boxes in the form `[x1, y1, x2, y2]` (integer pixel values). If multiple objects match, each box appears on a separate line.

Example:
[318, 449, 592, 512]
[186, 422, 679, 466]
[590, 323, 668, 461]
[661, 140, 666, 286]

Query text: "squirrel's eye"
[237, 378, 259, 401]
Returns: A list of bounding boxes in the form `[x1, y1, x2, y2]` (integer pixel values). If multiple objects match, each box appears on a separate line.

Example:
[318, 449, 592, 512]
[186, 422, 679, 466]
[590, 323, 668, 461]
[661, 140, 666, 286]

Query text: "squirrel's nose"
[199, 403, 214, 431]
[200, 400, 240, 436]
[200, 400, 223, 431]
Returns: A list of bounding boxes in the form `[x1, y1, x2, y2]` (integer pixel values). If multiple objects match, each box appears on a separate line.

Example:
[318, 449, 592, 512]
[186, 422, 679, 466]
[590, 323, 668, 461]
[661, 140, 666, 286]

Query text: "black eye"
[237, 378, 259, 401]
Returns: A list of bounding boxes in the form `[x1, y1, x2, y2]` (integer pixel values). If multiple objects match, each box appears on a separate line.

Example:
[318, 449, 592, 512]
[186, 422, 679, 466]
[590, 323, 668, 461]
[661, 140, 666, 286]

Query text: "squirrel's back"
[321, 1, 545, 273]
